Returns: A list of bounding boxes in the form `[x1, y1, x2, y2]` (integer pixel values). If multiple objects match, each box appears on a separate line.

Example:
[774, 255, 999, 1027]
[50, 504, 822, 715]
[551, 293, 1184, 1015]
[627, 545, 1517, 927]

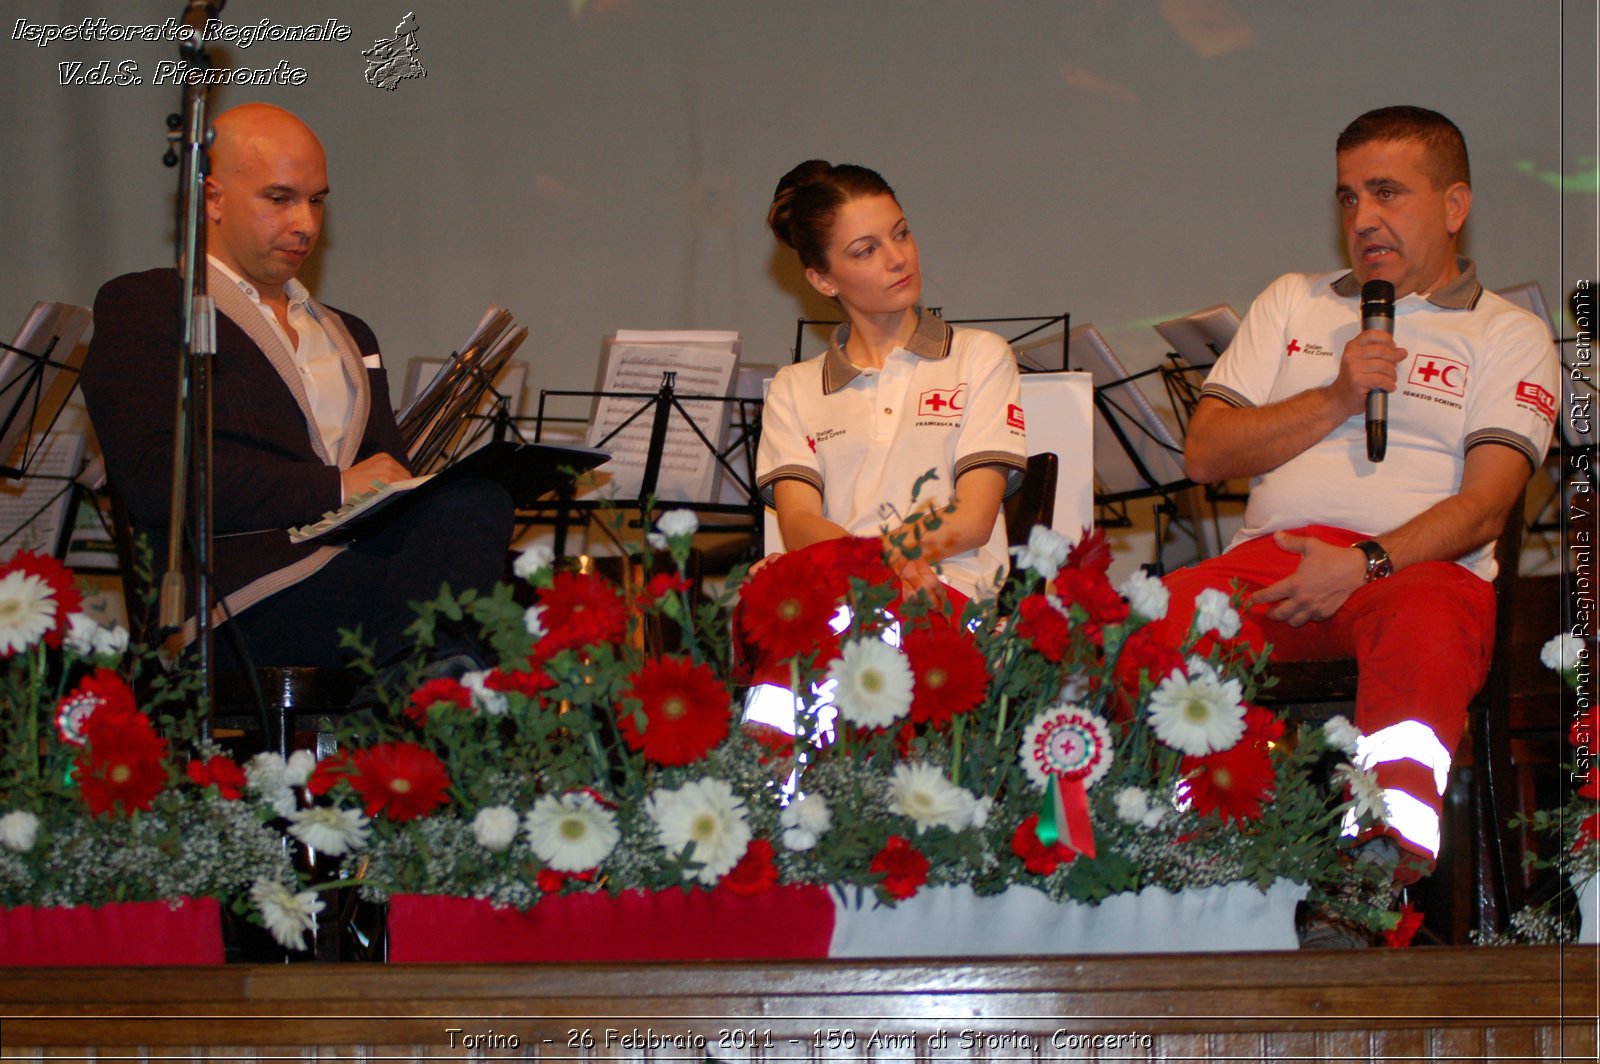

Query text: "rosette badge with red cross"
[1019, 705, 1111, 858]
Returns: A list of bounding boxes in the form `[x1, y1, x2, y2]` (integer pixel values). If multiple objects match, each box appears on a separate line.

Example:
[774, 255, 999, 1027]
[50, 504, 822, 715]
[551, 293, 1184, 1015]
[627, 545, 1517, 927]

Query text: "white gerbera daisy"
[0, 810, 40, 853]
[250, 879, 324, 951]
[285, 805, 370, 856]
[1009, 524, 1071, 580]
[888, 762, 978, 834]
[1192, 587, 1241, 640]
[1117, 569, 1170, 621]
[1146, 664, 1246, 755]
[0, 571, 56, 656]
[1541, 632, 1585, 676]
[523, 792, 620, 872]
[826, 638, 914, 729]
[1322, 715, 1362, 757]
[513, 543, 556, 581]
[460, 670, 508, 716]
[1333, 763, 1389, 824]
[645, 778, 751, 886]
[472, 805, 521, 852]
[779, 792, 832, 851]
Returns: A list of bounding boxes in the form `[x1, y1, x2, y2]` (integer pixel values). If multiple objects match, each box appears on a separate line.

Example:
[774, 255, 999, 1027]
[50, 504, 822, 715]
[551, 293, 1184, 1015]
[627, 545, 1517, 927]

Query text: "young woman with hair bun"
[755, 160, 1027, 607]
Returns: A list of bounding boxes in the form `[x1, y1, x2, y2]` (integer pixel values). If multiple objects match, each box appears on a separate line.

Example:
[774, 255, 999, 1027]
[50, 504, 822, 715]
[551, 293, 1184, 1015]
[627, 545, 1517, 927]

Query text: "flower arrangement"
[313, 511, 1389, 926]
[1489, 632, 1597, 944]
[0, 550, 312, 950]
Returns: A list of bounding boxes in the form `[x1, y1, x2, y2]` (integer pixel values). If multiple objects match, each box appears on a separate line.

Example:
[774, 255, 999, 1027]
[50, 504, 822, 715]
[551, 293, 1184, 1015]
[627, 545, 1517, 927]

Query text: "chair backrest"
[1004, 452, 1059, 549]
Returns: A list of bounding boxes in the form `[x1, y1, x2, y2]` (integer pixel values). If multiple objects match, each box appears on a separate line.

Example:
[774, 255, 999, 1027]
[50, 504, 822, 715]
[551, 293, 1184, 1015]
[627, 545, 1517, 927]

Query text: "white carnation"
[1117, 569, 1170, 621]
[460, 669, 508, 716]
[1322, 715, 1362, 757]
[0, 810, 40, 853]
[513, 543, 556, 580]
[1010, 524, 1071, 580]
[472, 805, 521, 852]
[524, 604, 547, 638]
[1193, 587, 1242, 639]
[779, 793, 832, 851]
[656, 509, 699, 538]
[1113, 786, 1151, 825]
[1541, 632, 1585, 675]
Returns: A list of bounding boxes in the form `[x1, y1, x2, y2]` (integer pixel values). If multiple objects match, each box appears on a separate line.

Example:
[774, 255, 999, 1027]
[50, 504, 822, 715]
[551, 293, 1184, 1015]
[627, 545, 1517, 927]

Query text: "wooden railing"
[2, 947, 1596, 1061]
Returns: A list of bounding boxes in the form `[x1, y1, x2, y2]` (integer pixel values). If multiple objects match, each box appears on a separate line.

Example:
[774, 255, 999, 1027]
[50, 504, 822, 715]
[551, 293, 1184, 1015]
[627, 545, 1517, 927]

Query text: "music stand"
[1066, 324, 1195, 572]
[0, 303, 91, 479]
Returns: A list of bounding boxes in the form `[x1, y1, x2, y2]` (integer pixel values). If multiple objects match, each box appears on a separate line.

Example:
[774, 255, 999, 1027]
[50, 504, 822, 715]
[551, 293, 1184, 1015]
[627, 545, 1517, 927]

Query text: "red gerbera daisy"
[1180, 742, 1276, 825]
[73, 701, 170, 818]
[535, 571, 629, 654]
[1011, 814, 1078, 875]
[186, 754, 248, 799]
[617, 655, 731, 765]
[720, 838, 779, 896]
[1014, 594, 1071, 663]
[1239, 703, 1285, 750]
[307, 751, 353, 797]
[348, 741, 452, 822]
[1575, 812, 1600, 853]
[405, 676, 473, 726]
[903, 625, 989, 727]
[737, 553, 846, 664]
[2, 550, 83, 648]
[869, 834, 930, 900]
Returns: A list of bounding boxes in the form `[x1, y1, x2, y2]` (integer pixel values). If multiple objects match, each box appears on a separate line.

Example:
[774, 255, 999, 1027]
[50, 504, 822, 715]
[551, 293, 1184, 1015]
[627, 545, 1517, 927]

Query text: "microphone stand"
[160, 15, 221, 734]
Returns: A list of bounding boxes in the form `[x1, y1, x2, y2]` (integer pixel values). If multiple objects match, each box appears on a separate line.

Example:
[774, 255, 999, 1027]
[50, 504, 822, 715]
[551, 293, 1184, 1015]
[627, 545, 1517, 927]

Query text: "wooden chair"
[1003, 452, 1060, 551]
[1255, 499, 1526, 943]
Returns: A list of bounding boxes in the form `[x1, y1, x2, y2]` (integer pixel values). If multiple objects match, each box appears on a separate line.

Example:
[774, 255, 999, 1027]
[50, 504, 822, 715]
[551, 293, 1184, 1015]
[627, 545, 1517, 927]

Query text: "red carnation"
[1010, 814, 1078, 875]
[1572, 710, 1597, 750]
[306, 751, 353, 797]
[1111, 627, 1185, 720]
[1063, 526, 1112, 575]
[1180, 742, 1276, 825]
[1383, 902, 1425, 948]
[720, 838, 779, 896]
[537, 867, 597, 893]
[405, 676, 473, 726]
[869, 834, 930, 900]
[2, 550, 83, 649]
[54, 668, 138, 745]
[73, 701, 169, 818]
[485, 663, 555, 701]
[535, 571, 629, 654]
[639, 571, 691, 608]
[1015, 594, 1071, 663]
[186, 754, 247, 800]
[617, 655, 731, 765]
[1054, 567, 1129, 632]
[1575, 812, 1600, 853]
[348, 741, 452, 822]
[903, 625, 989, 727]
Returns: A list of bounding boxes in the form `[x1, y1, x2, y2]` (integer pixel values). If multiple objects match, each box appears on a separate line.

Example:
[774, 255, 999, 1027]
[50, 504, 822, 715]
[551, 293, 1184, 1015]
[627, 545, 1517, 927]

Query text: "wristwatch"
[1351, 539, 1393, 582]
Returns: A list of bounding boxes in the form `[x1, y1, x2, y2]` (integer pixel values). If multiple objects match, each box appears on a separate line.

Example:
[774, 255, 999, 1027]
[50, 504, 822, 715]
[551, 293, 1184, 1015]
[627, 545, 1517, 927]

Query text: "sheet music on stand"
[0, 303, 92, 479]
[0, 432, 87, 562]
[584, 330, 740, 503]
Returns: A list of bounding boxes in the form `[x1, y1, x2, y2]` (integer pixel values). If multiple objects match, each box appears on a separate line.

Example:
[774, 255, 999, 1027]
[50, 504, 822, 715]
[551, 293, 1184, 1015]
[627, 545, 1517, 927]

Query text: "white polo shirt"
[1200, 261, 1558, 580]
[757, 310, 1027, 600]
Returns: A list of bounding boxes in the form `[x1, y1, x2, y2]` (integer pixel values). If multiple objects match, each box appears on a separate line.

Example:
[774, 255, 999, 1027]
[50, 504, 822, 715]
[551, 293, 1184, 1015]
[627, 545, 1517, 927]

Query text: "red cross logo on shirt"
[806, 435, 816, 453]
[1406, 354, 1467, 397]
[1286, 339, 1301, 357]
[918, 385, 967, 417]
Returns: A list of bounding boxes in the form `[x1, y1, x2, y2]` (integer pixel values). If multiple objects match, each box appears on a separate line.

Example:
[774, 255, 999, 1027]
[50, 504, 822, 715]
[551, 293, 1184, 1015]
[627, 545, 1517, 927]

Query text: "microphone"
[1361, 279, 1394, 463]
[178, 0, 224, 60]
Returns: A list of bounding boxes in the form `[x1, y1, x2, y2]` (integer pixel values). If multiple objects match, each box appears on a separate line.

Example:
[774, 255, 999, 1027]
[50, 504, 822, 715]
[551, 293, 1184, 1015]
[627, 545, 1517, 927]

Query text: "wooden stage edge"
[2, 946, 1598, 1061]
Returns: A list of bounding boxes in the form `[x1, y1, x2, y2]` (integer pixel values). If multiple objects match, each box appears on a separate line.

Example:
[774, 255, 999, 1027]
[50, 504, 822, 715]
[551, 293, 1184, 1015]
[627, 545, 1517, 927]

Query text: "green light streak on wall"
[1513, 159, 1600, 193]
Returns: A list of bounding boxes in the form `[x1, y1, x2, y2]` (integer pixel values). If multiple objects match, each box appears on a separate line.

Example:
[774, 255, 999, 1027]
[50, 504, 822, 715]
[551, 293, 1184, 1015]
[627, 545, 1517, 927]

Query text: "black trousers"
[216, 477, 515, 670]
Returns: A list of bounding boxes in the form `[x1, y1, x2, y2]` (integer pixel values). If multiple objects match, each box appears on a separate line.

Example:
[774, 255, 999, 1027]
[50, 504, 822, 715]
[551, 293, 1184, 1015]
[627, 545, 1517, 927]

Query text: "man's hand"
[1250, 532, 1367, 626]
[340, 452, 410, 502]
[1332, 328, 1407, 417]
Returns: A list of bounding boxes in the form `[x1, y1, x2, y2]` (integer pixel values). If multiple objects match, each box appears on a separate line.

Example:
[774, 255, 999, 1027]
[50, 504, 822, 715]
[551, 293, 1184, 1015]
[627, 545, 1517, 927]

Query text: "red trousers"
[1158, 526, 1497, 866]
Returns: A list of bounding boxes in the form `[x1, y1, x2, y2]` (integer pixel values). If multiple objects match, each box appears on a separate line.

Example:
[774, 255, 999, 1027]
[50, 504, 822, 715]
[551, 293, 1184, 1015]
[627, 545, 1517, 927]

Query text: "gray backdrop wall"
[1, 0, 1594, 455]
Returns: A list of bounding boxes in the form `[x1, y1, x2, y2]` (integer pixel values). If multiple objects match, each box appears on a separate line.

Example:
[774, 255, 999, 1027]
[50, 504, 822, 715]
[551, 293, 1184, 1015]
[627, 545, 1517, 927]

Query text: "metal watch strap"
[1352, 539, 1392, 582]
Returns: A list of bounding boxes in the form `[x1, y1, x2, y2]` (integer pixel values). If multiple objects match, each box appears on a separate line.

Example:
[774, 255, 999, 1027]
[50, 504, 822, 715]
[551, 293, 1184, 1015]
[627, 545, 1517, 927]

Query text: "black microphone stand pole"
[160, 18, 220, 734]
